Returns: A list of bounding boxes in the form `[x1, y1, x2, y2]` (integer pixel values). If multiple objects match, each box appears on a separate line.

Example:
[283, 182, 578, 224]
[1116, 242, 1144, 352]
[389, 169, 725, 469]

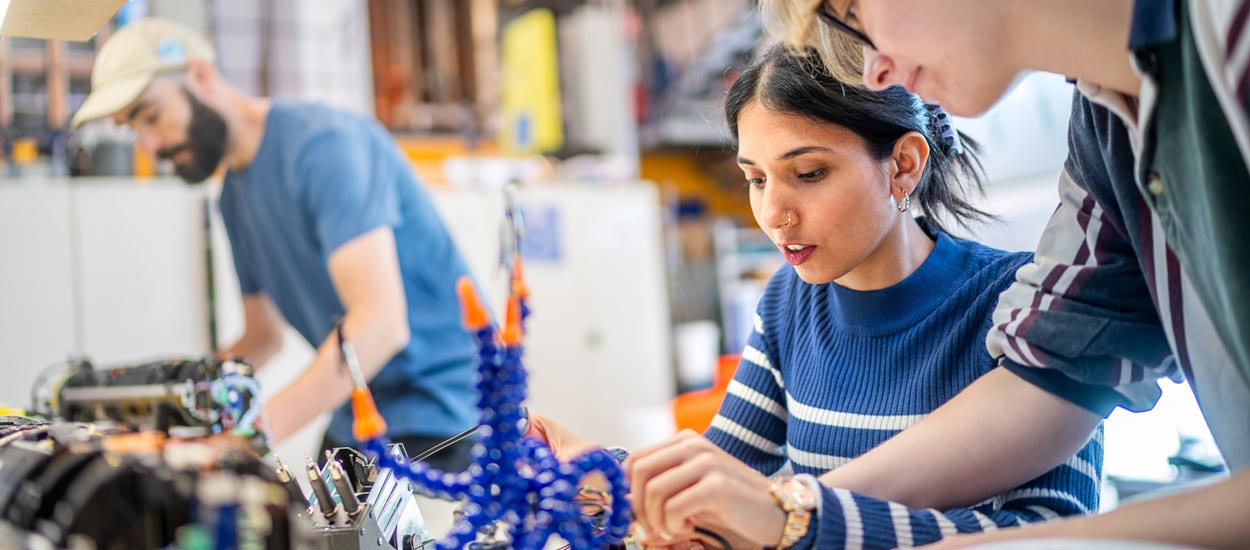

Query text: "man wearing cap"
[72, 18, 479, 470]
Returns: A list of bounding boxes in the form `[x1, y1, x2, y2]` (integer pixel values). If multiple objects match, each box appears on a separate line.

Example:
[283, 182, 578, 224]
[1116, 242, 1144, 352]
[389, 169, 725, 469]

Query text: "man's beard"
[156, 87, 228, 184]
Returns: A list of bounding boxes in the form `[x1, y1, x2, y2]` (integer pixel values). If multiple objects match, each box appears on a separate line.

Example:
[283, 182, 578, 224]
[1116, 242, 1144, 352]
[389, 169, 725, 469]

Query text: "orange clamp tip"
[456, 277, 490, 330]
[501, 296, 523, 345]
[351, 388, 388, 441]
[511, 256, 529, 299]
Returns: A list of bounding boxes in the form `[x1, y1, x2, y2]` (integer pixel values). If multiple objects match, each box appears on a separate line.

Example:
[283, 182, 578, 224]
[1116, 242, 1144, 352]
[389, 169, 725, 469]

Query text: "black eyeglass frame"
[815, 3, 876, 50]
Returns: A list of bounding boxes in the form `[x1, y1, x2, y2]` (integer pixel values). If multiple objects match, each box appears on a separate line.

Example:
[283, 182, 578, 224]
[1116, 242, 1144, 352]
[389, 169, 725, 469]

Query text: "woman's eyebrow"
[738, 145, 836, 166]
[778, 145, 835, 160]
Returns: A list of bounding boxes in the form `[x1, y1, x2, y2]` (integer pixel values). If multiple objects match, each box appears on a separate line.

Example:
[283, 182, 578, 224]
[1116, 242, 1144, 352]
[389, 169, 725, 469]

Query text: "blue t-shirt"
[218, 101, 477, 442]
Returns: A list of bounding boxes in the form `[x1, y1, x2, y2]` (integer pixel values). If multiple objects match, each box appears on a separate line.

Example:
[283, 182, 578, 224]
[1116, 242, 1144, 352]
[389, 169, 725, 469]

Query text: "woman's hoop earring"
[896, 193, 911, 213]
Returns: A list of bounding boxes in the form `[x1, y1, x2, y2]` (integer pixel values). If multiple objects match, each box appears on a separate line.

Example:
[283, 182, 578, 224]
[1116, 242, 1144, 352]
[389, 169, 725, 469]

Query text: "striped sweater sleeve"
[985, 92, 1179, 415]
[1216, 0, 1250, 130]
[705, 312, 788, 475]
[794, 430, 1103, 550]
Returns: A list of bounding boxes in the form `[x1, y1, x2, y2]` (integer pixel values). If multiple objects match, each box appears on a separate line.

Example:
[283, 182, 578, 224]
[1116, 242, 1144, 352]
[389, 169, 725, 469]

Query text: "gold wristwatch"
[767, 474, 819, 550]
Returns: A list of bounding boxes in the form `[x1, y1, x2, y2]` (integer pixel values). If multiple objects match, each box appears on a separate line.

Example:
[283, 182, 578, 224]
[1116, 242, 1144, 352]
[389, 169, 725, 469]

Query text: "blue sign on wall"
[519, 204, 561, 262]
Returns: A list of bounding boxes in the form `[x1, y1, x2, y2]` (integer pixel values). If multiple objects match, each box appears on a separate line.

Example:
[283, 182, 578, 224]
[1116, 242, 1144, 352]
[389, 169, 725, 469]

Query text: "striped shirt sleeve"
[985, 92, 1179, 415]
[794, 430, 1103, 550]
[1222, 0, 1250, 119]
[705, 312, 788, 475]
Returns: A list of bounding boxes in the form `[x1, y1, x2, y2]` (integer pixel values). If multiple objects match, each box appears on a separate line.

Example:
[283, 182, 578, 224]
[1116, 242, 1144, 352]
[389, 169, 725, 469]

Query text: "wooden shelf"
[367, 0, 499, 135]
[4, 50, 94, 76]
[1, 23, 108, 131]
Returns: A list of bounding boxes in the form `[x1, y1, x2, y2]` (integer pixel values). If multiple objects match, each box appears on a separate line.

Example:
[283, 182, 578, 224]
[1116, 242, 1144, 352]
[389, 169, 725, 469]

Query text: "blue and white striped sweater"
[706, 231, 1103, 549]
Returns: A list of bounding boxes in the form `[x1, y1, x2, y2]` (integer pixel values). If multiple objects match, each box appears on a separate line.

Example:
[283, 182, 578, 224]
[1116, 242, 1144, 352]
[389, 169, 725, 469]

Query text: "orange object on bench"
[671, 354, 741, 434]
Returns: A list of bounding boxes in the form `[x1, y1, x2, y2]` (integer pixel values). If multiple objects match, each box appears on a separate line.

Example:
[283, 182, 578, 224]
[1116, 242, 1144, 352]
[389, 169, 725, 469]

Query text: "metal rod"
[274, 457, 308, 507]
[305, 454, 338, 519]
[412, 423, 481, 463]
[335, 322, 368, 389]
[407, 407, 527, 464]
[326, 451, 362, 517]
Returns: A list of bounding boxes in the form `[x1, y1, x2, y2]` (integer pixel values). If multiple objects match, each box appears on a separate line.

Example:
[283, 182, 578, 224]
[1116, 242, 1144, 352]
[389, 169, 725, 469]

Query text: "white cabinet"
[74, 184, 213, 362]
[0, 179, 213, 408]
[431, 184, 675, 449]
[0, 184, 78, 410]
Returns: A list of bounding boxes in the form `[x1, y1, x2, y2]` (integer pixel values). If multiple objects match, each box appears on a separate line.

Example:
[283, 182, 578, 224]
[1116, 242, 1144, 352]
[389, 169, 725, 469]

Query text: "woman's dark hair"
[726, 44, 993, 235]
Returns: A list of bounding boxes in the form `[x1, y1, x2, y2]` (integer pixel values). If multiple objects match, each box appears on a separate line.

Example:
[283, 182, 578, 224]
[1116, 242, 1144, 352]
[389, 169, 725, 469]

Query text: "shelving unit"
[0, 30, 108, 134]
[367, 0, 499, 136]
[712, 218, 781, 353]
[636, 1, 758, 150]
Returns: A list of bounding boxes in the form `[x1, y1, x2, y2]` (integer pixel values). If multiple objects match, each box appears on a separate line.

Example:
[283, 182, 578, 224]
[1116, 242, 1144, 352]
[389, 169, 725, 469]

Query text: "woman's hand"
[625, 430, 787, 548]
[524, 412, 603, 462]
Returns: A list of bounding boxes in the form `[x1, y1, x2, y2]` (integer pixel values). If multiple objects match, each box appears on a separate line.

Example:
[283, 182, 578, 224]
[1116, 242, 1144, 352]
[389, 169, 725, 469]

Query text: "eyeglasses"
[815, 2, 875, 50]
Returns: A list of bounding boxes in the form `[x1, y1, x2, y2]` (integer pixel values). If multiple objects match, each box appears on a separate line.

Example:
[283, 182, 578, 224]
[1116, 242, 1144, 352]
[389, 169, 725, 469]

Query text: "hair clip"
[925, 103, 964, 156]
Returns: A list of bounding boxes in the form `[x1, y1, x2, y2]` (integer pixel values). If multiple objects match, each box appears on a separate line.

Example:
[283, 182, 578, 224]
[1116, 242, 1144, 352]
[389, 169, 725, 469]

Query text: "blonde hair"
[759, 0, 866, 85]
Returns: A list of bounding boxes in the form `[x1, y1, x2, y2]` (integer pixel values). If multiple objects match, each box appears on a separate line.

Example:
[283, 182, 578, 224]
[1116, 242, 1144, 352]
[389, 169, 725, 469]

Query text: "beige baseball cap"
[70, 18, 215, 129]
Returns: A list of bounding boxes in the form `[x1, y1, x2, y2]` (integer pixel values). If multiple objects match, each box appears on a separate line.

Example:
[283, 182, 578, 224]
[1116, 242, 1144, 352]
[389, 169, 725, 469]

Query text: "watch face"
[777, 478, 817, 510]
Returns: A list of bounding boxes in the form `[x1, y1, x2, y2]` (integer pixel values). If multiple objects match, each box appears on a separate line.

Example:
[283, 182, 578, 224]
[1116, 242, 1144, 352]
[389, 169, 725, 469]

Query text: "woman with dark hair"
[528, 45, 1103, 550]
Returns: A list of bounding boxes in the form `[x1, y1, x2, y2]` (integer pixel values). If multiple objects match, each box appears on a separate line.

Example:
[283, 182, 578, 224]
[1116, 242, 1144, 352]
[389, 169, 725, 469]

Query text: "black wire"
[410, 407, 528, 463]
[411, 424, 482, 462]
[693, 526, 733, 550]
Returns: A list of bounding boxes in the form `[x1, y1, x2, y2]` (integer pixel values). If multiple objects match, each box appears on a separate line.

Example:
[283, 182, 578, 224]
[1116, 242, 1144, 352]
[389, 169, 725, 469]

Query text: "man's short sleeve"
[219, 197, 263, 296]
[297, 130, 402, 256]
[985, 92, 1178, 416]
